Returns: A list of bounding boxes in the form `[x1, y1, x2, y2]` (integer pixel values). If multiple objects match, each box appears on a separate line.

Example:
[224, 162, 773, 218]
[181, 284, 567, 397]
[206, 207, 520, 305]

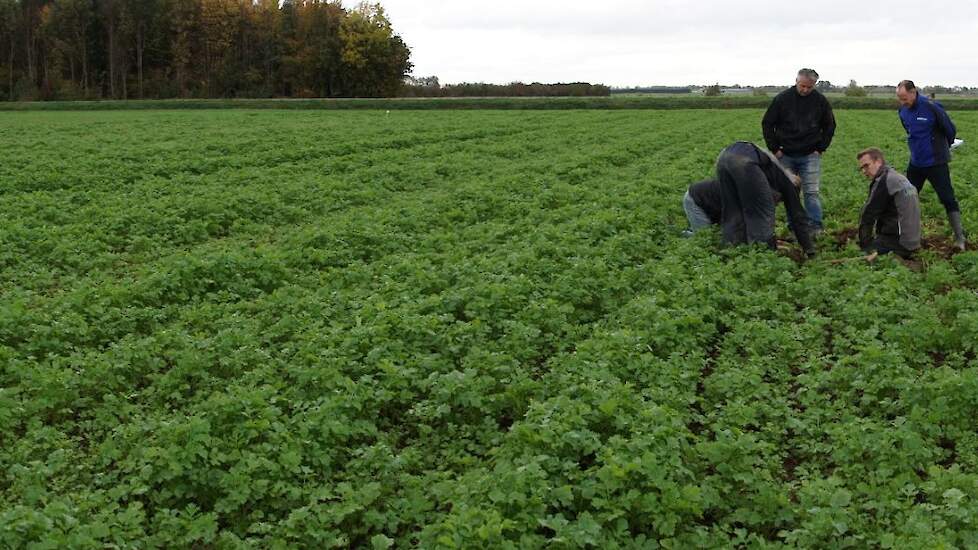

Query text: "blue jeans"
[683, 190, 713, 233]
[779, 152, 823, 229]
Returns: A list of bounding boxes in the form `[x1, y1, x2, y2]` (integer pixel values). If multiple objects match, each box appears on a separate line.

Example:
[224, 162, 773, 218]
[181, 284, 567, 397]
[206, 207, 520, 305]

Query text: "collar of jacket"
[872, 163, 890, 185]
[904, 95, 929, 114]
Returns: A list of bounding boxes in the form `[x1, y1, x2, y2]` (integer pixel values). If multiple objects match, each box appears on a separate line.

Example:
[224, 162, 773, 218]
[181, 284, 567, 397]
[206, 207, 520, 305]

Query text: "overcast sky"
[358, 0, 978, 88]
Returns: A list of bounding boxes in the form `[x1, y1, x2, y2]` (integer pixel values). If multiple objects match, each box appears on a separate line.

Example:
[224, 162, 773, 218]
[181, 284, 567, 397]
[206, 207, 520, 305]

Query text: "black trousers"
[873, 234, 915, 259]
[907, 163, 959, 214]
[717, 142, 776, 248]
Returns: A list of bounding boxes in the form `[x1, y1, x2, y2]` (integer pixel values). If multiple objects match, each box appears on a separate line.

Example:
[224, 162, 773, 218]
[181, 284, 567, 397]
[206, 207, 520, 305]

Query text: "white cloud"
[360, 0, 978, 87]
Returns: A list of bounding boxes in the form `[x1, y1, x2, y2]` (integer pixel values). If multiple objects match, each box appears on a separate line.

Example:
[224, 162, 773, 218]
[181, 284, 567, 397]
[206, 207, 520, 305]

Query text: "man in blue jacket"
[897, 80, 966, 250]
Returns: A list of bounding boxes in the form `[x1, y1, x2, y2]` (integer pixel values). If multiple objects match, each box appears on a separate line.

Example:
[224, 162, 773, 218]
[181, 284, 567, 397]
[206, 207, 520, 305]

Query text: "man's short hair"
[897, 80, 916, 92]
[797, 68, 819, 82]
[856, 147, 885, 162]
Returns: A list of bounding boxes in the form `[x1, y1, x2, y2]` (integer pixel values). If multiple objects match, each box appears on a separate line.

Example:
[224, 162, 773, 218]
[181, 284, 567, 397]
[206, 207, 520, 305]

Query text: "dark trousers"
[874, 234, 915, 259]
[717, 142, 776, 248]
[907, 163, 959, 214]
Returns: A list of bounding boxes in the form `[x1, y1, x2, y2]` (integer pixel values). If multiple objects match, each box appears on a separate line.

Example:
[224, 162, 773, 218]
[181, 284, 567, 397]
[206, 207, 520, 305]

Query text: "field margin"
[5, 95, 978, 111]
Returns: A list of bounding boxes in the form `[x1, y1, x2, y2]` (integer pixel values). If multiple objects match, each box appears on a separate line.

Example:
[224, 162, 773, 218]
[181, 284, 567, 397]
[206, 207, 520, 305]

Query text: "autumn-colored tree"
[251, 0, 280, 94]
[51, 0, 93, 97]
[97, 0, 129, 98]
[20, 0, 43, 90]
[199, 0, 237, 94]
[123, 0, 162, 98]
[296, 0, 343, 96]
[0, 0, 19, 99]
[0, 0, 412, 100]
[166, 0, 201, 96]
[338, 2, 409, 97]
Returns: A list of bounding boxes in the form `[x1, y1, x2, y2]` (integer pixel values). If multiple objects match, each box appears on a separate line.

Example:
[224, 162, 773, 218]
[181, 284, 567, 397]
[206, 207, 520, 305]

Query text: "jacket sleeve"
[768, 167, 815, 255]
[817, 95, 836, 152]
[933, 102, 957, 144]
[886, 177, 922, 251]
[858, 180, 889, 252]
[761, 96, 781, 153]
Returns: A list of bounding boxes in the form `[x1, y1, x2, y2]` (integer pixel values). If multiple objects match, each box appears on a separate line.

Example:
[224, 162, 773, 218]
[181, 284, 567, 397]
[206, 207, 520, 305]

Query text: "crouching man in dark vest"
[683, 178, 788, 236]
[715, 141, 816, 258]
[682, 179, 722, 236]
[856, 147, 921, 259]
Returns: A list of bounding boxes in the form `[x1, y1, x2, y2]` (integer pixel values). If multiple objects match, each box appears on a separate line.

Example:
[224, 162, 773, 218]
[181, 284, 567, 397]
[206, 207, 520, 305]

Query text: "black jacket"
[762, 88, 836, 156]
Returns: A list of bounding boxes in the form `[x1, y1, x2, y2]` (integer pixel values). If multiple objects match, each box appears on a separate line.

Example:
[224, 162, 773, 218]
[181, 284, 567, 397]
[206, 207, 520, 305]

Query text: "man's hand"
[864, 251, 879, 263]
[775, 150, 784, 159]
[785, 169, 801, 188]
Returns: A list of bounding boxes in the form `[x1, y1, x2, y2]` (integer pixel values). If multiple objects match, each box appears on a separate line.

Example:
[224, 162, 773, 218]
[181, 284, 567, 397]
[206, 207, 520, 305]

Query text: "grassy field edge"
[5, 95, 978, 111]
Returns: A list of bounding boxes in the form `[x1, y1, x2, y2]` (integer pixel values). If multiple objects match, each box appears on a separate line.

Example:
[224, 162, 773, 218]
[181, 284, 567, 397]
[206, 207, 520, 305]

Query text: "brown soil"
[828, 228, 859, 251]
[828, 228, 961, 260]
[920, 235, 962, 260]
[775, 240, 808, 264]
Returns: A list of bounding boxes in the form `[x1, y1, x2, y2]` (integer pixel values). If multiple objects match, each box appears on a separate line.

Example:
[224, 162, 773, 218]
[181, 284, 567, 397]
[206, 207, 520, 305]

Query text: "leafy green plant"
[1, 108, 977, 547]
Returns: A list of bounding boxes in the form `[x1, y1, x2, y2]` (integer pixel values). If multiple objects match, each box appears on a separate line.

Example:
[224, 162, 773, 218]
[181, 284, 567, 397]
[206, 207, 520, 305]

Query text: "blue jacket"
[899, 96, 957, 167]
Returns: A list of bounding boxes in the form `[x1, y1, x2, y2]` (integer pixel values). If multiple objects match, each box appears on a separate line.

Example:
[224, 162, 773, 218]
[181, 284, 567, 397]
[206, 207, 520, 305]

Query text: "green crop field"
[3, 109, 978, 547]
[4, 95, 978, 111]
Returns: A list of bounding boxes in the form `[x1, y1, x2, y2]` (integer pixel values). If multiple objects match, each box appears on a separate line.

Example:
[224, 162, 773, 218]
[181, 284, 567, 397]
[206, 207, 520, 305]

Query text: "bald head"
[896, 80, 918, 108]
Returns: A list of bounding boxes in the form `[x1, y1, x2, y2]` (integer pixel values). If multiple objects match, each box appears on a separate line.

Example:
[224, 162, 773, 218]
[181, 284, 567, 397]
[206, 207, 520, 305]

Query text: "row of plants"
[1, 109, 977, 546]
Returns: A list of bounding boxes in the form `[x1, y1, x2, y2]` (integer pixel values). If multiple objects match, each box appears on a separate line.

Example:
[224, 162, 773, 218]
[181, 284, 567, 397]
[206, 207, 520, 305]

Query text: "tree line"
[0, 0, 412, 100]
[401, 79, 610, 98]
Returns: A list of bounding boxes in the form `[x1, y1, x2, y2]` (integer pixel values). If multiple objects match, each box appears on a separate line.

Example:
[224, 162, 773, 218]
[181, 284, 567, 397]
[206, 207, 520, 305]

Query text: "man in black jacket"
[715, 141, 816, 257]
[762, 68, 836, 234]
[857, 147, 921, 259]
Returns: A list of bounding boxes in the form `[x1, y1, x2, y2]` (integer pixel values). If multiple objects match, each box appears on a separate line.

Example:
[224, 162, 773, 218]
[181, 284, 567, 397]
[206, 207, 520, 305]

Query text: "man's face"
[796, 77, 816, 96]
[858, 155, 883, 179]
[897, 86, 917, 108]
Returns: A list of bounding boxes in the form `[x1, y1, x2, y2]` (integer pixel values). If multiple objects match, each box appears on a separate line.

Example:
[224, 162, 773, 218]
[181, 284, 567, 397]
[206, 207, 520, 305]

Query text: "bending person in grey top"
[683, 178, 787, 236]
[682, 179, 722, 235]
[716, 141, 816, 257]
